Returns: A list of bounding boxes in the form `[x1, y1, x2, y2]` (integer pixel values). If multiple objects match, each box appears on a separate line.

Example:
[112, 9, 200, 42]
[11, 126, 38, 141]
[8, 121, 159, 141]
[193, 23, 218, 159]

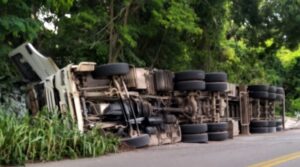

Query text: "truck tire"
[205, 82, 228, 92]
[250, 120, 268, 127]
[276, 126, 283, 131]
[181, 124, 208, 134]
[276, 87, 285, 94]
[174, 80, 205, 91]
[249, 91, 269, 99]
[182, 133, 208, 143]
[248, 85, 269, 92]
[208, 131, 228, 141]
[268, 86, 276, 93]
[205, 72, 227, 82]
[121, 134, 150, 148]
[174, 70, 205, 82]
[269, 127, 276, 133]
[250, 127, 269, 133]
[92, 63, 129, 78]
[276, 120, 283, 126]
[268, 93, 276, 100]
[207, 122, 228, 132]
[268, 120, 276, 127]
[276, 94, 284, 101]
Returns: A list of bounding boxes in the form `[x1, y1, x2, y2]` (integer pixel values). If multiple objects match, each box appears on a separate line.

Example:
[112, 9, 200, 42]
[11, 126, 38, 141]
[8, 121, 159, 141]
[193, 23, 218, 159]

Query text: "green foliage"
[0, 110, 119, 165]
[0, 0, 75, 72]
[47, 0, 74, 15]
[187, 0, 231, 71]
[290, 98, 300, 113]
[3, 0, 300, 115]
[276, 45, 300, 69]
[38, 2, 110, 65]
[152, 0, 202, 34]
[0, 1, 42, 76]
[283, 58, 300, 98]
[0, 16, 40, 40]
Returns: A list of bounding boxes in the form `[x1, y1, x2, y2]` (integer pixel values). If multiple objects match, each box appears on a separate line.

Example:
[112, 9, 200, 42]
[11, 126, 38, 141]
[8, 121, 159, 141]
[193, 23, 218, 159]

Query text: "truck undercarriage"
[9, 43, 285, 148]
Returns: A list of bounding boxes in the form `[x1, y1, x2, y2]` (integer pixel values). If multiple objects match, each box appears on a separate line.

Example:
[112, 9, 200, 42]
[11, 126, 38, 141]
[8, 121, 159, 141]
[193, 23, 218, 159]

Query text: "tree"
[2, 0, 300, 114]
[39, 0, 202, 70]
[0, 0, 74, 72]
[0, 0, 40, 75]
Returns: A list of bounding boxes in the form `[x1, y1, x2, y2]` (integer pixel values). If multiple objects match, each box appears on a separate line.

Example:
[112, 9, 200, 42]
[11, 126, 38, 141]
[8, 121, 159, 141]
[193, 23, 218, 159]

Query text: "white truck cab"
[9, 42, 97, 132]
[9, 43, 182, 148]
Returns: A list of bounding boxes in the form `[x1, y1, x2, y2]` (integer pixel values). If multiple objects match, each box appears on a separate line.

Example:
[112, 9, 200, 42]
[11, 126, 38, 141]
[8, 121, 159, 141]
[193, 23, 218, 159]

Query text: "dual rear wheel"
[180, 122, 229, 143]
[248, 85, 285, 101]
[250, 120, 279, 133]
[174, 70, 205, 91]
[181, 124, 208, 143]
[207, 122, 229, 141]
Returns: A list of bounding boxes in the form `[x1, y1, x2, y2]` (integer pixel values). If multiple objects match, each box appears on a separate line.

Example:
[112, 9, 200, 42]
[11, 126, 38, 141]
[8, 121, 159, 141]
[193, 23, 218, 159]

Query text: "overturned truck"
[9, 43, 285, 148]
[227, 84, 285, 135]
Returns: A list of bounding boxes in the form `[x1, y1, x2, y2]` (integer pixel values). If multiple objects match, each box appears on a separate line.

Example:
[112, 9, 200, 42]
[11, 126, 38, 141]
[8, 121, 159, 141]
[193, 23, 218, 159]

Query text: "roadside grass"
[0, 110, 119, 165]
[275, 110, 295, 118]
[285, 112, 296, 118]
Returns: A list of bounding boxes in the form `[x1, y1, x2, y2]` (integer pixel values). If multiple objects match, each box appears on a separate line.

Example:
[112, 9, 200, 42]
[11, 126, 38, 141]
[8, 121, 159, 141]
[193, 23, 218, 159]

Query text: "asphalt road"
[28, 129, 300, 167]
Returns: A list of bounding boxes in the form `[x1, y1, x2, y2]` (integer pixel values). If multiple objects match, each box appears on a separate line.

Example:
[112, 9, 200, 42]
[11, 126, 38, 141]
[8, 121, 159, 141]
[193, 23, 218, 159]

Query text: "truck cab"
[9, 43, 182, 148]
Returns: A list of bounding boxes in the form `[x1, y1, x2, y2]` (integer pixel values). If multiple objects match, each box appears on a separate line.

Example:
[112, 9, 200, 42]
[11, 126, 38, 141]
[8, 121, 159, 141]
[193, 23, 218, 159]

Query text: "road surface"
[28, 129, 300, 167]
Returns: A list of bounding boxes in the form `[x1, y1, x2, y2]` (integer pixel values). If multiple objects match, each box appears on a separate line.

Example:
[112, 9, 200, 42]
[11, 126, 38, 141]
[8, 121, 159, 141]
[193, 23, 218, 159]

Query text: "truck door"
[9, 42, 59, 82]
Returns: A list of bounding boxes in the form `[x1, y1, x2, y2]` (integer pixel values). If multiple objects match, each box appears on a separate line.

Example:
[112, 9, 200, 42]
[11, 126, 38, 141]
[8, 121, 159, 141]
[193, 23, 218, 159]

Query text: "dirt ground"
[285, 117, 300, 129]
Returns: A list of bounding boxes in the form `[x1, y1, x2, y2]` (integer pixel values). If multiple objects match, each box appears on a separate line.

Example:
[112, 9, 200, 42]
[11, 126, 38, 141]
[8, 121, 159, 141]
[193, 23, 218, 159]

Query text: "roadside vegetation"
[0, 110, 119, 165]
[2, 0, 300, 114]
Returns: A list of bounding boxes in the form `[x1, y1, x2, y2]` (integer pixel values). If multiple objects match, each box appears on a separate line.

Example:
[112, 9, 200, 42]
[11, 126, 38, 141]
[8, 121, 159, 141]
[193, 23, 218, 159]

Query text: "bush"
[290, 98, 300, 111]
[0, 110, 119, 165]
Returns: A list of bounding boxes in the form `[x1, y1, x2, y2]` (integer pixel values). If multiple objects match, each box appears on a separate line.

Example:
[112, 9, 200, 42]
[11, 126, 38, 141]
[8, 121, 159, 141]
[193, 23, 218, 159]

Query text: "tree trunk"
[108, 0, 115, 63]
[111, 3, 131, 62]
[108, 1, 133, 63]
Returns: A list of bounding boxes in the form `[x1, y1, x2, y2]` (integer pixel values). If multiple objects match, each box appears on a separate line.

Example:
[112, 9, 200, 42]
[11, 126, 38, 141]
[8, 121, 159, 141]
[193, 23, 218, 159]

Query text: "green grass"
[0, 110, 119, 165]
[285, 111, 295, 118]
[275, 109, 295, 118]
